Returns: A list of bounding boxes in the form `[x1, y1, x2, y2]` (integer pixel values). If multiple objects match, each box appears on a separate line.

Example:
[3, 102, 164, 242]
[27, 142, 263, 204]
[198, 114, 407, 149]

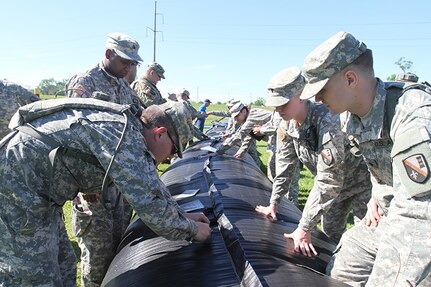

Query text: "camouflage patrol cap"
[141, 102, 191, 158]
[396, 72, 419, 83]
[148, 62, 166, 79]
[176, 88, 190, 100]
[227, 98, 240, 108]
[266, 67, 305, 107]
[159, 101, 192, 158]
[229, 102, 245, 118]
[300, 31, 367, 100]
[106, 32, 143, 62]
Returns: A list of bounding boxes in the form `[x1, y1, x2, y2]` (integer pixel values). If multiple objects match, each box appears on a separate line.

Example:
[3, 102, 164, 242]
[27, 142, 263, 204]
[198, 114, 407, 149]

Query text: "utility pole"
[146, 1, 164, 62]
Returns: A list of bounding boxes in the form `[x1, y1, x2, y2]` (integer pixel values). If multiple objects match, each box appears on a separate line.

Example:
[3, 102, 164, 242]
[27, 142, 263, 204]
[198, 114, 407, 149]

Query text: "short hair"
[349, 49, 373, 71]
[140, 105, 176, 138]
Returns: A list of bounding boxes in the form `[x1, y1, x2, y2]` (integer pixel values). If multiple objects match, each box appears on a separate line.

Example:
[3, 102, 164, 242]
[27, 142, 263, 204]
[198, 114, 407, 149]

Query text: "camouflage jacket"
[131, 77, 166, 108]
[218, 108, 272, 157]
[345, 78, 431, 212]
[272, 101, 370, 232]
[0, 80, 39, 138]
[259, 111, 282, 152]
[0, 99, 197, 241]
[66, 62, 139, 105]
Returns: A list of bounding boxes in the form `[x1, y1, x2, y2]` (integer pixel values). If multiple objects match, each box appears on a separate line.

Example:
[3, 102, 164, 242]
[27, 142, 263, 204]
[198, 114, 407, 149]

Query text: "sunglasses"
[166, 131, 179, 155]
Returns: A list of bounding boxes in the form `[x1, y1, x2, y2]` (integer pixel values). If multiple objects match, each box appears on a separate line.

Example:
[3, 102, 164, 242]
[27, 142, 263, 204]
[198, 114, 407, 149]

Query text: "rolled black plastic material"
[102, 123, 349, 287]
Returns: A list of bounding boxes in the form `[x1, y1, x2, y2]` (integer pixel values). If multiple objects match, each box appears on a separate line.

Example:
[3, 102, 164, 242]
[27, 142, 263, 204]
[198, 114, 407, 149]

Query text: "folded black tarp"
[102, 123, 348, 287]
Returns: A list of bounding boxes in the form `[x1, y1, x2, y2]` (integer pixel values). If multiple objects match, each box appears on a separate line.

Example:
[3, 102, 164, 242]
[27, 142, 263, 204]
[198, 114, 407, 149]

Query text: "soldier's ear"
[105, 49, 114, 60]
[344, 70, 358, 88]
[153, 127, 167, 138]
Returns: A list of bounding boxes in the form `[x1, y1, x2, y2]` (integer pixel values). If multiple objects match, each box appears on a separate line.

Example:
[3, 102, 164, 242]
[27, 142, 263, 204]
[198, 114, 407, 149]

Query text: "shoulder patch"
[75, 84, 91, 98]
[321, 148, 333, 166]
[403, 154, 429, 183]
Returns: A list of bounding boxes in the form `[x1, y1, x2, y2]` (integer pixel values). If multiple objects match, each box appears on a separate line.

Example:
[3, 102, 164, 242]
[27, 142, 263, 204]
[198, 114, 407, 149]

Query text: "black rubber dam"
[101, 123, 348, 287]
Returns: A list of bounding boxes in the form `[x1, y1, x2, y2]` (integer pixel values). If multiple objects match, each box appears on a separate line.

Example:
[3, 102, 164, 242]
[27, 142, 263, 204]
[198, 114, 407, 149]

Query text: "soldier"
[0, 99, 212, 286]
[0, 80, 39, 138]
[216, 101, 272, 165]
[252, 110, 282, 181]
[176, 89, 209, 142]
[300, 31, 431, 286]
[255, 67, 371, 257]
[131, 62, 166, 108]
[223, 99, 241, 138]
[0, 82, 78, 286]
[65, 32, 143, 286]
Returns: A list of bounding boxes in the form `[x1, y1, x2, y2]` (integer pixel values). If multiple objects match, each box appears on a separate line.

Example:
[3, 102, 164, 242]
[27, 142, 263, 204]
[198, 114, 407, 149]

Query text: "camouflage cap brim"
[114, 48, 143, 63]
[265, 94, 289, 107]
[300, 78, 328, 100]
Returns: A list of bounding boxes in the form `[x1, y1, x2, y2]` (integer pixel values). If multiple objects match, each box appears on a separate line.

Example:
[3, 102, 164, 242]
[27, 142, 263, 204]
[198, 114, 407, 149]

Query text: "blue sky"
[1, 0, 430, 104]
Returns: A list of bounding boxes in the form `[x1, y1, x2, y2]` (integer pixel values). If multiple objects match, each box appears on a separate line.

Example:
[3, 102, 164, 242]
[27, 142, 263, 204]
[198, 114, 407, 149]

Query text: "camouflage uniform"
[259, 111, 282, 181]
[327, 80, 431, 286]
[0, 80, 39, 138]
[300, 32, 431, 287]
[270, 101, 371, 242]
[131, 77, 166, 108]
[272, 123, 301, 206]
[179, 99, 207, 141]
[66, 62, 138, 286]
[225, 118, 240, 138]
[217, 107, 272, 165]
[0, 81, 78, 286]
[0, 99, 198, 286]
[211, 110, 240, 138]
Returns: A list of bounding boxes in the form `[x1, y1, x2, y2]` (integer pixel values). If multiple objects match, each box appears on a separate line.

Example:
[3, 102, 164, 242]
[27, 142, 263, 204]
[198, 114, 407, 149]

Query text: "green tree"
[254, 97, 265, 106]
[395, 57, 413, 73]
[387, 57, 414, 81]
[38, 78, 68, 95]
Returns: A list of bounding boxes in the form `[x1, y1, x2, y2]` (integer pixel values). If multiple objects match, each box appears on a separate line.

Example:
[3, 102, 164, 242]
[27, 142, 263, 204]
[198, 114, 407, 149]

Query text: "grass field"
[37, 96, 315, 286]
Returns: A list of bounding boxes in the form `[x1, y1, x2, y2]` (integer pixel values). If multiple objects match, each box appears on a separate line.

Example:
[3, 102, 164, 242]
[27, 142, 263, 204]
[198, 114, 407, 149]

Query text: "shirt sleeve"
[270, 127, 299, 205]
[78, 118, 198, 241]
[66, 75, 95, 98]
[390, 89, 431, 199]
[299, 123, 347, 232]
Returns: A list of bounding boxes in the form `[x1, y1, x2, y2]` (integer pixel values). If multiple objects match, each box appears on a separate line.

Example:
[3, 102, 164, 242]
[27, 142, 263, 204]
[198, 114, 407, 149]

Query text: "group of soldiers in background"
[1, 30, 430, 287]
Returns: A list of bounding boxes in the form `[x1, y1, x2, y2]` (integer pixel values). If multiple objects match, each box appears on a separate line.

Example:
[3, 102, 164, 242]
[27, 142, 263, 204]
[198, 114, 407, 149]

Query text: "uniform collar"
[345, 78, 386, 142]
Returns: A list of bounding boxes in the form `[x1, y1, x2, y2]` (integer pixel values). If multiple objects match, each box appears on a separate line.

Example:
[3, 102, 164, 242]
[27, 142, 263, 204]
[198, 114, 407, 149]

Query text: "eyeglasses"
[131, 62, 141, 68]
[166, 131, 179, 155]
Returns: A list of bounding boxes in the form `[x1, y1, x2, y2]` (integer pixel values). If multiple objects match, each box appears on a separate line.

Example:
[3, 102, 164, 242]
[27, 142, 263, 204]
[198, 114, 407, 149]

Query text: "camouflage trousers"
[321, 179, 370, 244]
[327, 196, 431, 286]
[0, 206, 76, 287]
[72, 190, 133, 287]
[248, 141, 261, 168]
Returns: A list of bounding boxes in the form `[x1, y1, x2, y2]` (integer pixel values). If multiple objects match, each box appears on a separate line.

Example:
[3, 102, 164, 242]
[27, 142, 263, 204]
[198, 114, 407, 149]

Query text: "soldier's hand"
[252, 125, 262, 136]
[255, 203, 277, 221]
[365, 197, 384, 227]
[185, 212, 210, 224]
[233, 153, 242, 158]
[193, 222, 212, 242]
[284, 227, 318, 257]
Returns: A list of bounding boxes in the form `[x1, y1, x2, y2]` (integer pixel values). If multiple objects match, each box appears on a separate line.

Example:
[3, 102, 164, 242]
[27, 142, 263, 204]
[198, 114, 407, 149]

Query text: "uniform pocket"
[71, 197, 93, 237]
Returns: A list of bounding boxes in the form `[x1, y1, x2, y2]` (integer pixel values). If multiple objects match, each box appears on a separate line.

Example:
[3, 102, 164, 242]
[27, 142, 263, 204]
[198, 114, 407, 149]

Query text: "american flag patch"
[76, 84, 91, 98]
